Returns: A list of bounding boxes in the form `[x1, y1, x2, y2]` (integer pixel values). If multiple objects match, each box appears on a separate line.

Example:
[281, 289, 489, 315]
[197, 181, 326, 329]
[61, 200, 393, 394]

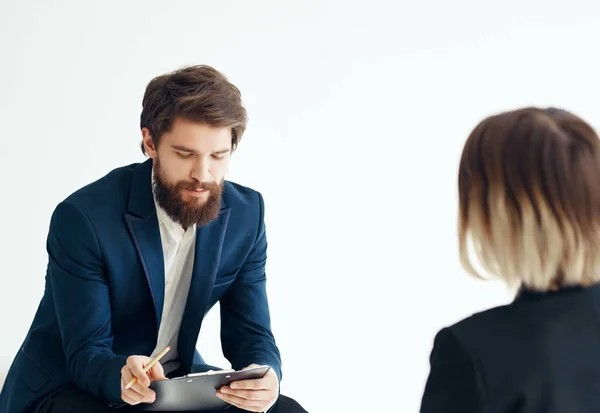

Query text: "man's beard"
[152, 158, 224, 229]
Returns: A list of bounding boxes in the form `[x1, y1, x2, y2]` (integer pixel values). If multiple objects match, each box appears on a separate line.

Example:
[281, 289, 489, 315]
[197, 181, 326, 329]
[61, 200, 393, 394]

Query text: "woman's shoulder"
[442, 303, 517, 351]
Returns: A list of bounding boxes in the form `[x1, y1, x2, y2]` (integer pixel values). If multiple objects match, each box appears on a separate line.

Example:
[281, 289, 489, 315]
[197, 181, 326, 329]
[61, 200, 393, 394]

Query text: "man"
[0, 65, 306, 413]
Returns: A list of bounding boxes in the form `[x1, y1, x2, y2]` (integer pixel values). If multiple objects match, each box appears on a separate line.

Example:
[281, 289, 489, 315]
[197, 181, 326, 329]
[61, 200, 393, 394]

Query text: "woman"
[420, 107, 600, 413]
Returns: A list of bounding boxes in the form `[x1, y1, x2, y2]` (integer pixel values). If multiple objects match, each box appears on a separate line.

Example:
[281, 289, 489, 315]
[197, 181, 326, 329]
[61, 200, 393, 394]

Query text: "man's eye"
[177, 152, 192, 158]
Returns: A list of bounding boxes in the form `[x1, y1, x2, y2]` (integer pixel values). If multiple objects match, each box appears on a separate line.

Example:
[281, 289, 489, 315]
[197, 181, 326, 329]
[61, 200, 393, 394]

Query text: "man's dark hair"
[140, 65, 247, 154]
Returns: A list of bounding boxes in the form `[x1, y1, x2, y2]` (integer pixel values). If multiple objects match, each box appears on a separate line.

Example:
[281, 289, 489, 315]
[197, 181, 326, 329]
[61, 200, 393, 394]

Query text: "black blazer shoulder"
[421, 284, 600, 413]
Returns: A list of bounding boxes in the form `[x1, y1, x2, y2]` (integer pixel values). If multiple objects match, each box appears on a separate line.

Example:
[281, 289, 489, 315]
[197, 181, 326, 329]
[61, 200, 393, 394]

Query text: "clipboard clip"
[183, 369, 235, 378]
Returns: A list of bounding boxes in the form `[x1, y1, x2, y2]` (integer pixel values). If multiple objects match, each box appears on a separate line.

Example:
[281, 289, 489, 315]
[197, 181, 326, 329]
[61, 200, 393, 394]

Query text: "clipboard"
[139, 366, 271, 411]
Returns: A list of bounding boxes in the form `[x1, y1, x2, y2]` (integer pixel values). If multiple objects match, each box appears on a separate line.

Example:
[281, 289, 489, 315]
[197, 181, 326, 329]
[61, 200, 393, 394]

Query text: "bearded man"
[0, 65, 306, 413]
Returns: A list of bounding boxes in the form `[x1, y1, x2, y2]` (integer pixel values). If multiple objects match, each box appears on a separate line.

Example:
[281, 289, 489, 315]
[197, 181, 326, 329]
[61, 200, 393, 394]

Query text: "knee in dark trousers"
[40, 386, 308, 413]
[271, 394, 308, 413]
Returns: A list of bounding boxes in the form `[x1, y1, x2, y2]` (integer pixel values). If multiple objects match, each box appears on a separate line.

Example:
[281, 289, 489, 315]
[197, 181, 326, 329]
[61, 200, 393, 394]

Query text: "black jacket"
[421, 284, 600, 413]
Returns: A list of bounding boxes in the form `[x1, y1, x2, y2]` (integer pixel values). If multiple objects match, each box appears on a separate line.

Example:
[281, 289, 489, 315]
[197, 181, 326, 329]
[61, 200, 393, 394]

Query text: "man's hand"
[216, 364, 279, 412]
[120, 355, 167, 406]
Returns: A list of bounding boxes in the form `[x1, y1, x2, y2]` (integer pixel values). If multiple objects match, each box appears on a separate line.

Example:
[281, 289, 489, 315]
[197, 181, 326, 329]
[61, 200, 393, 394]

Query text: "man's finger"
[129, 362, 151, 387]
[122, 388, 144, 405]
[122, 366, 153, 395]
[121, 367, 156, 404]
[219, 386, 270, 401]
[130, 380, 155, 398]
[229, 377, 270, 390]
[123, 386, 155, 404]
[149, 362, 168, 381]
[121, 368, 136, 391]
[216, 391, 264, 411]
[121, 392, 139, 406]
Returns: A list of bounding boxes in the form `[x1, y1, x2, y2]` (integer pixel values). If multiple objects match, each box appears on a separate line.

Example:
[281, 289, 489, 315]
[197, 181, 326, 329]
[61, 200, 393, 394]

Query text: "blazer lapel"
[179, 205, 230, 369]
[124, 159, 165, 332]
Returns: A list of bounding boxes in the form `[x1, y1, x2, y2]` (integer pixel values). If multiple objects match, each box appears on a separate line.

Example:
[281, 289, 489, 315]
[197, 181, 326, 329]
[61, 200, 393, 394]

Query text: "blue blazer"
[0, 159, 282, 413]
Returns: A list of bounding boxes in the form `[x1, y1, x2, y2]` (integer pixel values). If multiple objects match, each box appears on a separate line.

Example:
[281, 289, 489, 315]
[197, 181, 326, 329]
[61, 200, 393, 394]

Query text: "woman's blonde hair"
[458, 107, 600, 291]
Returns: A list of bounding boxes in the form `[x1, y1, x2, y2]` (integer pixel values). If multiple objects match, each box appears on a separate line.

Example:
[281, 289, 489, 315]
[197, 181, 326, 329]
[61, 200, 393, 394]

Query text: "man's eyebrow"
[171, 145, 231, 154]
[171, 145, 195, 152]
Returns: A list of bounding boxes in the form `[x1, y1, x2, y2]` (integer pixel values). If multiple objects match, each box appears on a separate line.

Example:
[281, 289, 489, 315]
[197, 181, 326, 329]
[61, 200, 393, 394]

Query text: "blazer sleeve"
[47, 200, 127, 402]
[219, 191, 282, 383]
[420, 327, 483, 413]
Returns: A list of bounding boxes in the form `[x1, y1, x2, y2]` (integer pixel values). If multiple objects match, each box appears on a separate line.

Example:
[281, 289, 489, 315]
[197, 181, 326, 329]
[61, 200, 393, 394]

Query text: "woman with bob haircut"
[420, 107, 600, 413]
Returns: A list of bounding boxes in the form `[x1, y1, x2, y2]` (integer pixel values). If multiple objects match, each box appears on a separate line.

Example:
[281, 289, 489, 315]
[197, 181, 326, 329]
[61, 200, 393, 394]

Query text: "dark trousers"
[39, 385, 308, 413]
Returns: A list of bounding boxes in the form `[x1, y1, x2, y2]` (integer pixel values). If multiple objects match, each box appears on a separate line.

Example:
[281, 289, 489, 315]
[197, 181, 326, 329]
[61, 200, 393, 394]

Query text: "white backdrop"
[2, 1, 600, 411]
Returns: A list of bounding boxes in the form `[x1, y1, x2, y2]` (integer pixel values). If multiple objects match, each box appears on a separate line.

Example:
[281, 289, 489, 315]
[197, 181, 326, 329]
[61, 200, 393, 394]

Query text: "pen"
[124, 345, 171, 390]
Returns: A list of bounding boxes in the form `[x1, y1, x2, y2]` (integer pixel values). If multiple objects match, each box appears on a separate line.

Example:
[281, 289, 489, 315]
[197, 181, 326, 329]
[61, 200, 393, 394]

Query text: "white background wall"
[1, 1, 600, 411]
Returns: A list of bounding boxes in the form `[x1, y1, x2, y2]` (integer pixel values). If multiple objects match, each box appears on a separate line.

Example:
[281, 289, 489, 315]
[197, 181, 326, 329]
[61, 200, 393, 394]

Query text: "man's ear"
[141, 127, 157, 158]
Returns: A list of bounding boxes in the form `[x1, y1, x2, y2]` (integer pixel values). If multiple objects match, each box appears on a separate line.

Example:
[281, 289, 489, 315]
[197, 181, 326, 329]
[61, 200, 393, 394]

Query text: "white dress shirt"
[148, 177, 279, 402]
[149, 182, 197, 374]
